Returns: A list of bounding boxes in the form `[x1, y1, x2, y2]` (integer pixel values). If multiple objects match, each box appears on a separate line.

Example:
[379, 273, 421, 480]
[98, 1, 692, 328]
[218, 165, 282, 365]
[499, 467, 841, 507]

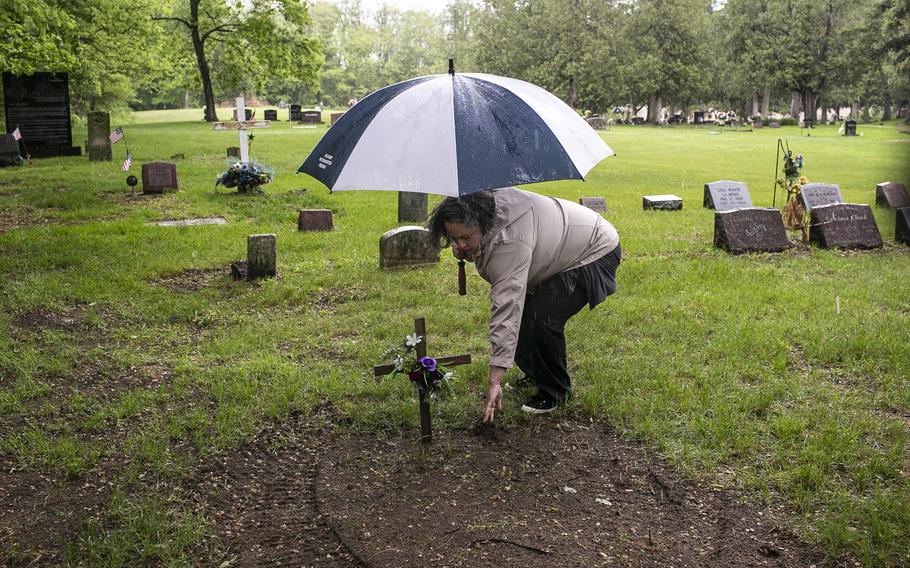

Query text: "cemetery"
[2, 1, 910, 566]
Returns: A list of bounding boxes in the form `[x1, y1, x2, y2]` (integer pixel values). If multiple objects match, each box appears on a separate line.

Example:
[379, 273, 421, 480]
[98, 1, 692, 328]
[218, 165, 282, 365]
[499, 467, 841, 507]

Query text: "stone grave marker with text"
[380, 226, 439, 269]
[579, 197, 608, 213]
[247, 234, 276, 278]
[809, 203, 882, 249]
[398, 192, 428, 223]
[232, 108, 253, 121]
[0, 134, 22, 166]
[586, 117, 606, 130]
[141, 162, 178, 194]
[2, 72, 81, 158]
[703, 180, 753, 211]
[289, 104, 302, 122]
[875, 182, 909, 209]
[845, 120, 857, 136]
[714, 208, 790, 254]
[299, 111, 322, 124]
[643, 194, 683, 211]
[298, 209, 334, 231]
[263, 109, 278, 121]
[87, 111, 112, 161]
[799, 183, 843, 211]
[896, 208, 910, 246]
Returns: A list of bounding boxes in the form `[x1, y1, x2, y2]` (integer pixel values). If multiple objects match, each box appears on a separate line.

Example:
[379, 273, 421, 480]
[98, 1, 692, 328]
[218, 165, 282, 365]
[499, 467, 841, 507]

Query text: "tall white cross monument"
[212, 95, 271, 163]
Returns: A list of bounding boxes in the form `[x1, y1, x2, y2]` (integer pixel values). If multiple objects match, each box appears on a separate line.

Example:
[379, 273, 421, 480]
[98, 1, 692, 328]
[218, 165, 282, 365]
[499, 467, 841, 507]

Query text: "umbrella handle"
[458, 260, 466, 296]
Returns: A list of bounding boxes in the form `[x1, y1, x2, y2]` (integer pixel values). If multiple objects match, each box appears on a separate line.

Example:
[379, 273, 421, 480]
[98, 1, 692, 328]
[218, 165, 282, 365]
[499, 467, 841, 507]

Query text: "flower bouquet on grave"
[380, 333, 456, 397]
[216, 157, 274, 194]
[777, 150, 809, 241]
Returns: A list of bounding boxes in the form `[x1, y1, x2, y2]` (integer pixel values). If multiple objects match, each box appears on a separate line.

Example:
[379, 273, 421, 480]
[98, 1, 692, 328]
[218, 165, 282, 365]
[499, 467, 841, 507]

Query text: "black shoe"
[521, 392, 558, 414]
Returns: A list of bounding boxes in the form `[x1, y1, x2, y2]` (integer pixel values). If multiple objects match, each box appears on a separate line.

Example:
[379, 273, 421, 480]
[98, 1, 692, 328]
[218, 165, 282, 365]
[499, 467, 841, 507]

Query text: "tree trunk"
[184, 90, 191, 109]
[190, 0, 217, 122]
[761, 85, 770, 118]
[883, 97, 892, 121]
[752, 94, 759, 118]
[567, 76, 578, 109]
[648, 95, 662, 124]
[861, 103, 871, 122]
[789, 91, 800, 118]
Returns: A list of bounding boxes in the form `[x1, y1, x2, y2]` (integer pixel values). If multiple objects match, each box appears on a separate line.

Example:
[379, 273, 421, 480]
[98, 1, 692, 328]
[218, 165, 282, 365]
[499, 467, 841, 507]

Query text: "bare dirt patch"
[180, 419, 833, 568]
[150, 267, 229, 292]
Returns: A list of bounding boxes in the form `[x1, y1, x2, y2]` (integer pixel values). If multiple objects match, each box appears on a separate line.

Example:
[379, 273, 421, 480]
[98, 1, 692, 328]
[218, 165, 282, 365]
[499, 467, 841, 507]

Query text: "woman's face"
[444, 221, 482, 261]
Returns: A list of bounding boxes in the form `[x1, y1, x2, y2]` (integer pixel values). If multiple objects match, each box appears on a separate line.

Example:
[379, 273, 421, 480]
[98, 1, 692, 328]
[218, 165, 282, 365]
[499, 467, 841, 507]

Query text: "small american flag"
[11, 127, 22, 141]
[121, 149, 132, 172]
[109, 127, 124, 144]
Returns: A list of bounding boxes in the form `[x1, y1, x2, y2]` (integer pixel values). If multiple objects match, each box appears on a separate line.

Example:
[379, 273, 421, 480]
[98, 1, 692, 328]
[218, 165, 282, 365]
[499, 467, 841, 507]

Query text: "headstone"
[0, 134, 22, 167]
[585, 116, 606, 130]
[799, 183, 843, 211]
[227, 147, 241, 159]
[875, 182, 910, 209]
[398, 192, 428, 223]
[232, 108, 253, 121]
[298, 209, 334, 231]
[844, 120, 857, 136]
[579, 197, 608, 213]
[263, 109, 278, 121]
[330, 112, 345, 126]
[809, 203, 882, 250]
[299, 111, 322, 124]
[141, 162, 178, 194]
[86, 111, 112, 161]
[896, 207, 910, 246]
[247, 234, 277, 278]
[694, 111, 705, 124]
[643, 194, 683, 211]
[289, 104, 302, 122]
[631, 117, 645, 125]
[769, 121, 781, 128]
[379, 226, 440, 269]
[2, 72, 81, 157]
[752, 119, 762, 129]
[714, 208, 790, 254]
[803, 118, 814, 129]
[703, 180, 753, 211]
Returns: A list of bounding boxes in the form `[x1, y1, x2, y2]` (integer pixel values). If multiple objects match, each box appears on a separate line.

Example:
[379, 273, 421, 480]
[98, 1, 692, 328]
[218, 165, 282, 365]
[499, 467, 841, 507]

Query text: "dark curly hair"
[426, 191, 497, 248]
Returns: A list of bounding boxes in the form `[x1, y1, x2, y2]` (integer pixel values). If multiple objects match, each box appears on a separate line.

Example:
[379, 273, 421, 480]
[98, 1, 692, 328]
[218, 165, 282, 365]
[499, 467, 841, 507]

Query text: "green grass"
[1, 114, 909, 566]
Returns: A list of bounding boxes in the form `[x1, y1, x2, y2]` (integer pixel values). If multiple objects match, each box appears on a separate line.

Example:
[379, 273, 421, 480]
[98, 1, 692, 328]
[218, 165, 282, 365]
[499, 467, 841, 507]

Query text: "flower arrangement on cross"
[382, 332, 456, 396]
[775, 140, 810, 240]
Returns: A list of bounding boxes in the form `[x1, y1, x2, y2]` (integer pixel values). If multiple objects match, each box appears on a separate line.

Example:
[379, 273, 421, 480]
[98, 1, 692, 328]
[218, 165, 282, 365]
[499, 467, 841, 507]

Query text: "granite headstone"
[0, 134, 22, 167]
[703, 180, 752, 211]
[331, 112, 345, 126]
[247, 234, 277, 278]
[809, 203, 882, 249]
[643, 195, 683, 211]
[298, 209, 334, 231]
[875, 182, 909, 209]
[300, 111, 322, 124]
[586, 117, 606, 130]
[799, 183, 843, 211]
[844, 120, 857, 136]
[398, 192, 428, 223]
[579, 197, 608, 213]
[714, 208, 790, 254]
[380, 226, 440, 270]
[141, 162, 178, 194]
[289, 104, 302, 122]
[896, 207, 910, 246]
[263, 109, 278, 121]
[87, 111, 112, 161]
[2, 72, 81, 158]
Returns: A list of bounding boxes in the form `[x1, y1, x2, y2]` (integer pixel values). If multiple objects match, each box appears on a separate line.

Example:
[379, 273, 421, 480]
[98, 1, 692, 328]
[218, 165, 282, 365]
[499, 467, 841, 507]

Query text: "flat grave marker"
[810, 203, 882, 250]
[380, 226, 439, 270]
[579, 197, 608, 213]
[714, 208, 790, 254]
[298, 209, 334, 231]
[150, 217, 227, 227]
[875, 182, 909, 209]
[799, 183, 843, 211]
[896, 208, 910, 246]
[398, 192, 428, 223]
[141, 162, 178, 194]
[643, 194, 683, 211]
[703, 180, 752, 211]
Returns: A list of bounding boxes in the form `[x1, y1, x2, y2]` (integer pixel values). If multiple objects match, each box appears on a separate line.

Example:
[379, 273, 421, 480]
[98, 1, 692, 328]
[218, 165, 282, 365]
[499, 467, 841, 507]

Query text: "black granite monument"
[2, 72, 81, 158]
[714, 208, 790, 254]
[809, 203, 882, 249]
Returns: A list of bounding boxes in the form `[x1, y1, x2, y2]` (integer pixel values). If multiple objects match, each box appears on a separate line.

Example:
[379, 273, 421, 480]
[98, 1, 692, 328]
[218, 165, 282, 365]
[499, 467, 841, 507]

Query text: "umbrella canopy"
[298, 72, 613, 197]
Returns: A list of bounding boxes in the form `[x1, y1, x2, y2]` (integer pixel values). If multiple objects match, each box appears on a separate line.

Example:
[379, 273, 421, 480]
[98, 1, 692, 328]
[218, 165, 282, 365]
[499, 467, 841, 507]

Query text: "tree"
[153, 0, 321, 121]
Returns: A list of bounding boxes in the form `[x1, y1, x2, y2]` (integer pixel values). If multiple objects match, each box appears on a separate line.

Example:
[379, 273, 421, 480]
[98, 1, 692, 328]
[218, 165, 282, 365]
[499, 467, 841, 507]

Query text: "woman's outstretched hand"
[483, 366, 507, 423]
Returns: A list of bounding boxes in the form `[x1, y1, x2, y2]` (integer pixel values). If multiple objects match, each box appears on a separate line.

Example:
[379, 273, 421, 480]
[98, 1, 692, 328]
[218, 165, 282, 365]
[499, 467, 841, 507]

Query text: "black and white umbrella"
[298, 65, 613, 196]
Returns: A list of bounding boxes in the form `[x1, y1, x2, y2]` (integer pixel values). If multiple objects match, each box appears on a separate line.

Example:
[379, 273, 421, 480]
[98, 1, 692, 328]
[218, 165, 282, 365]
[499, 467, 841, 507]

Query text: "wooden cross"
[373, 317, 471, 446]
[212, 96, 272, 163]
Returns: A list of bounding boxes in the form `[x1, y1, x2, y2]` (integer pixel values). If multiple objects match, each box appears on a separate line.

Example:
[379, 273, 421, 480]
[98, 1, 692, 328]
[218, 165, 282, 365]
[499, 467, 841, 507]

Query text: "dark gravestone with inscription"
[810, 203, 882, 250]
[2, 72, 81, 158]
[896, 208, 910, 246]
[380, 226, 439, 270]
[643, 194, 683, 211]
[875, 182, 909, 209]
[263, 109, 278, 121]
[579, 197, 608, 213]
[844, 120, 857, 136]
[298, 209, 334, 231]
[232, 108, 254, 120]
[0, 134, 22, 166]
[703, 180, 753, 211]
[714, 208, 790, 254]
[141, 162, 178, 194]
[299, 111, 322, 124]
[799, 183, 843, 211]
[87, 111, 112, 161]
[398, 192, 428, 223]
[289, 104, 302, 122]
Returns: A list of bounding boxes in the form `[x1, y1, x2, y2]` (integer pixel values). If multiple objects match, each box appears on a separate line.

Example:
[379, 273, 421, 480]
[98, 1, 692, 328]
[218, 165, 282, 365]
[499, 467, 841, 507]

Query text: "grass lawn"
[0, 113, 908, 566]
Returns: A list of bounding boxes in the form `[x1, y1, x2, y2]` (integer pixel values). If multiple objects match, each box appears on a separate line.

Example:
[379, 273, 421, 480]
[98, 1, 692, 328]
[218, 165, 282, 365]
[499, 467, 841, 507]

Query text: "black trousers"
[514, 245, 621, 401]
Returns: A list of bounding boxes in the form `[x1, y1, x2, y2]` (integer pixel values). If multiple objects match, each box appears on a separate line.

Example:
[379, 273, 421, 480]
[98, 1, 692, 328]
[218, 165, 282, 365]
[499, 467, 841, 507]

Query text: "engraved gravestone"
[141, 162, 178, 194]
[586, 117, 606, 130]
[87, 111, 112, 161]
[263, 109, 278, 121]
[896, 208, 910, 246]
[232, 108, 253, 121]
[300, 111, 322, 124]
[579, 197, 608, 213]
[398, 192, 428, 223]
[247, 234, 276, 279]
[703, 180, 752, 211]
[810, 203, 882, 249]
[380, 226, 440, 270]
[2, 72, 81, 158]
[331, 112, 345, 125]
[643, 194, 683, 211]
[298, 209, 334, 231]
[799, 183, 843, 211]
[714, 208, 790, 254]
[0, 134, 22, 166]
[289, 104, 302, 121]
[844, 120, 857, 136]
[875, 182, 909, 209]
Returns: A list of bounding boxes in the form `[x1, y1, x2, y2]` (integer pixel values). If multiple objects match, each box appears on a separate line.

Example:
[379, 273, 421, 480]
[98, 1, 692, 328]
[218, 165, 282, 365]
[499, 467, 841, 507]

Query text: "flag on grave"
[11, 127, 22, 141]
[121, 149, 132, 172]
[109, 127, 124, 144]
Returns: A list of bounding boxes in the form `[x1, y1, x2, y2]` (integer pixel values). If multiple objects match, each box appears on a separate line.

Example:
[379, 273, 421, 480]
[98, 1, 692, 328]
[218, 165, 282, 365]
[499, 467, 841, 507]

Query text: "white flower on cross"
[393, 355, 404, 372]
[405, 333, 422, 348]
